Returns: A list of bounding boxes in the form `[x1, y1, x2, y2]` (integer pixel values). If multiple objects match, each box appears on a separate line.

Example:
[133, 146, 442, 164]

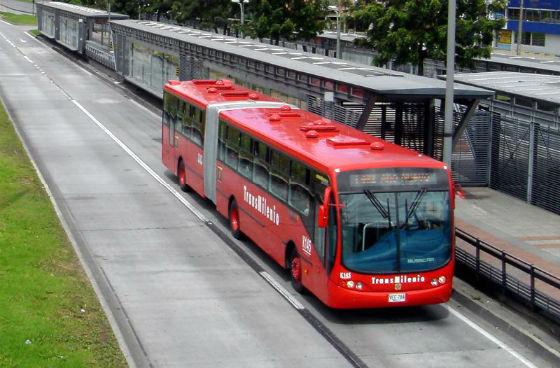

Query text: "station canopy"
[41, 1, 128, 19]
[452, 71, 560, 106]
[111, 20, 492, 101]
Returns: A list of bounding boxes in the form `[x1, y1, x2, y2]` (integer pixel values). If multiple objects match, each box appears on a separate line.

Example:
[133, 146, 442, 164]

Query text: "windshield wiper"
[363, 189, 389, 218]
[401, 187, 427, 228]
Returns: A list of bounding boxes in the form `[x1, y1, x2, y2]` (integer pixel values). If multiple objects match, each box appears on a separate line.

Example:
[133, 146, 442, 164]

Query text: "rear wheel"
[228, 199, 242, 239]
[289, 248, 305, 293]
[178, 160, 189, 192]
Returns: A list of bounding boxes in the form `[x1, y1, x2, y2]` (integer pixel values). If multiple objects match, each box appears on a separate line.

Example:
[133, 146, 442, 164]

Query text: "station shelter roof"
[451, 72, 560, 106]
[111, 20, 493, 101]
[39, 1, 128, 19]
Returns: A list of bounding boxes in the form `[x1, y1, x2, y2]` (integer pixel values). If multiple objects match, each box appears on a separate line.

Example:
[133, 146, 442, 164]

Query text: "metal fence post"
[530, 265, 536, 311]
[501, 251, 507, 294]
[526, 121, 536, 204]
[475, 239, 480, 282]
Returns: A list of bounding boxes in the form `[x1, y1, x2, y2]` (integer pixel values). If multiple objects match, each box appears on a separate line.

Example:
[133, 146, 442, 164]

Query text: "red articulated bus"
[162, 79, 455, 309]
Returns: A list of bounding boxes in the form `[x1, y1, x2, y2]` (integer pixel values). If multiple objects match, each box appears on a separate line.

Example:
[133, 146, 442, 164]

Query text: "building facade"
[496, 0, 560, 55]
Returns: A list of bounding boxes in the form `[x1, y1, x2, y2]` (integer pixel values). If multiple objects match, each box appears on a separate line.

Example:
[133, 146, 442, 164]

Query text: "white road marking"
[70, 100, 207, 223]
[20, 39, 26, 43]
[445, 305, 538, 368]
[25, 31, 46, 46]
[260, 272, 304, 310]
[0, 20, 10, 26]
[23, 55, 33, 63]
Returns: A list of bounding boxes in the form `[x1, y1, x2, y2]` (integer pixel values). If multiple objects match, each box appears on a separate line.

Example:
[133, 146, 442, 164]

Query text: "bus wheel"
[178, 160, 189, 192]
[228, 199, 242, 239]
[289, 248, 305, 293]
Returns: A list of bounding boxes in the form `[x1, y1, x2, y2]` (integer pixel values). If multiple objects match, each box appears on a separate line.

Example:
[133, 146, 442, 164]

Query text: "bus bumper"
[323, 280, 453, 309]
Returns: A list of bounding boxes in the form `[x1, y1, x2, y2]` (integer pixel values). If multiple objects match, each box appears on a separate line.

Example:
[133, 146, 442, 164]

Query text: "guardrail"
[455, 228, 560, 324]
[85, 41, 116, 71]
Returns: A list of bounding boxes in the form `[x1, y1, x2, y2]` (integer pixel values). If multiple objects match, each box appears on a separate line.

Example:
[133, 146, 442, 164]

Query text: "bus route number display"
[349, 170, 438, 187]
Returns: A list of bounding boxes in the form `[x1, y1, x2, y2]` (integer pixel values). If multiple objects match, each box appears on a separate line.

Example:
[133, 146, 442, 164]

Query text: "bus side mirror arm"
[317, 186, 332, 228]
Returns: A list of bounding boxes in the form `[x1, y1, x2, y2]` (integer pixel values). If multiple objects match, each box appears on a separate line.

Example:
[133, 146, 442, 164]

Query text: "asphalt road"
[0, 21, 553, 368]
[0, 0, 36, 14]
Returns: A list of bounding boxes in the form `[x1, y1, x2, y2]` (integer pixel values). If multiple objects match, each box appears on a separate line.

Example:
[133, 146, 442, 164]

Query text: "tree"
[247, 0, 328, 43]
[351, 0, 506, 75]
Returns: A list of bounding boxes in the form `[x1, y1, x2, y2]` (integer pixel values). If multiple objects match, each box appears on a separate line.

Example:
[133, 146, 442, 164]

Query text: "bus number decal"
[301, 235, 312, 256]
[340, 272, 352, 280]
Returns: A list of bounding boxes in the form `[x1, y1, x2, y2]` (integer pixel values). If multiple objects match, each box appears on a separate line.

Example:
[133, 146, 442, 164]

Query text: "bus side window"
[192, 106, 204, 146]
[238, 133, 253, 179]
[177, 100, 186, 135]
[182, 103, 193, 138]
[218, 121, 227, 161]
[163, 92, 171, 125]
[225, 125, 240, 170]
[270, 149, 289, 201]
[289, 161, 312, 217]
[253, 141, 269, 190]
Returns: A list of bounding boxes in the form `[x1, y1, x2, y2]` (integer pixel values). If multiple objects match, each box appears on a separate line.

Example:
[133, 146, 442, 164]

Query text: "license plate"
[388, 293, 406, 303]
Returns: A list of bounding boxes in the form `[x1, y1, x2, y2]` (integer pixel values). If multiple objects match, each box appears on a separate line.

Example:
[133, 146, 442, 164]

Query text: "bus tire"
[289, 247, 305, 294]
[228, 199, 242, 239]
[177, 159, 189, 192]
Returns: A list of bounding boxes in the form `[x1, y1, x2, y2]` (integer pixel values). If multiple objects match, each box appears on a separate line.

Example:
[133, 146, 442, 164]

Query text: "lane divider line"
[445, 305, 538, 368]
[260, 272, 304, 310]
[70, 99, 208, 223]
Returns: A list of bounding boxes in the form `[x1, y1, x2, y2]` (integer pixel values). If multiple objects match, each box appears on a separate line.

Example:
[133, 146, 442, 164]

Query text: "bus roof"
[164, 80, 446, 174]
[163, 80, 279, 107]
[221, 107, 445, 174]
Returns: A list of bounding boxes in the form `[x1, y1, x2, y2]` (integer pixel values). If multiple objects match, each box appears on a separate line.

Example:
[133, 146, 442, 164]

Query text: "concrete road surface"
[0, 0, 36, 14]
[0, 20, 553, 368]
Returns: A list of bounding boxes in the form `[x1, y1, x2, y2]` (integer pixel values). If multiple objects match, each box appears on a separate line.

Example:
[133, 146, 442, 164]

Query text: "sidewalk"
[455, 186, 560, 279]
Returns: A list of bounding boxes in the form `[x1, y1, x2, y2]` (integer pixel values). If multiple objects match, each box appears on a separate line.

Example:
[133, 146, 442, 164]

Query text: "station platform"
[455, 187, 560, 278]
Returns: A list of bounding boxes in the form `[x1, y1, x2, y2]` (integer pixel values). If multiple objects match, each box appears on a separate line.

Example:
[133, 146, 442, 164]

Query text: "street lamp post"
[232, 0, 249, 38]
[328, 5, 341, 59]
[516, 0, 524, 56]
[443, 0, 456, 166]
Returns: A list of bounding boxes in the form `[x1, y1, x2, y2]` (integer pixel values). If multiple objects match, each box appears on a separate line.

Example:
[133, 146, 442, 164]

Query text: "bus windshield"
[337, 168, 452, 274]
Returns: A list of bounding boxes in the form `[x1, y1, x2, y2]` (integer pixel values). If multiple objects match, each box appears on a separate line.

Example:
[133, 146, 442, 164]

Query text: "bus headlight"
[431, 279, 439, 287]
[355, 282, 363, 290]
[438, 276, 447, 284]
[346, 281, 355, 289]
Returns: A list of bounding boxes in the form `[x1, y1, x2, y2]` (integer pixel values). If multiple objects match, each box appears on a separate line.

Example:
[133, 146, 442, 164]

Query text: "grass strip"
[0, 101, 127, 367]
[0, 12, 37, 26]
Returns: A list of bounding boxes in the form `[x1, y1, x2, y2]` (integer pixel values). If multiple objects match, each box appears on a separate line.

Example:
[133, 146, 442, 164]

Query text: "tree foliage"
[71, 0, 329, 41]
[351, 0, 507, 75]
[247, 0, 328, 42]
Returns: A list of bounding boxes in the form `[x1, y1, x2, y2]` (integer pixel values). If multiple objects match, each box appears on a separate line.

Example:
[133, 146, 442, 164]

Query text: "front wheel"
[289, 248, 305, 293]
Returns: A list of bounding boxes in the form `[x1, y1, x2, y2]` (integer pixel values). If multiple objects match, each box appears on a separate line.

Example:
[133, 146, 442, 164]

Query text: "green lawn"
[0, 102, 127, 367]
[0, 12, 37, 26]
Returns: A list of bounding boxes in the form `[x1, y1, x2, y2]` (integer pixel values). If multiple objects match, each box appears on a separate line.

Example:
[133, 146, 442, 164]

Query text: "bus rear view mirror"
[317, 186, 332, 228]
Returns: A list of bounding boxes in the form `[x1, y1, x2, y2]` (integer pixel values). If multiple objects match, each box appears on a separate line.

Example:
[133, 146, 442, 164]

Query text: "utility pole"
[443, 0, 456, 166]
[516, 0, 524, 55]
[328, 5, 341, 58]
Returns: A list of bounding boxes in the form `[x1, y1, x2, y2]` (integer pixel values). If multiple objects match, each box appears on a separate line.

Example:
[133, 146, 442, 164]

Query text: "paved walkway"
[455, 187, 560, 285]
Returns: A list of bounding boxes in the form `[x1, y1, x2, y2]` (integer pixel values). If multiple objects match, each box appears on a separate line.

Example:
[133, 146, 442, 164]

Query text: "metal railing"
[455, 228, 560, 323]
[85, 41, 116, 71]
